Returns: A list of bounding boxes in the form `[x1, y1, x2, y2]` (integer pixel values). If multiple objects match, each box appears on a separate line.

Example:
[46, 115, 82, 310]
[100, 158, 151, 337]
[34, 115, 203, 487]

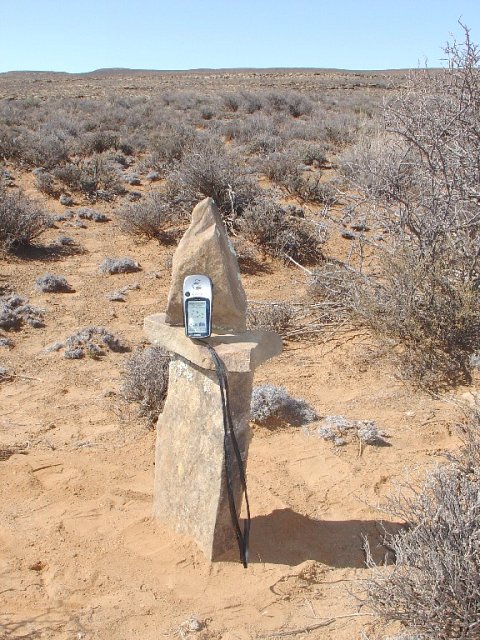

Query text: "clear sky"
[1, 0, 479, 73]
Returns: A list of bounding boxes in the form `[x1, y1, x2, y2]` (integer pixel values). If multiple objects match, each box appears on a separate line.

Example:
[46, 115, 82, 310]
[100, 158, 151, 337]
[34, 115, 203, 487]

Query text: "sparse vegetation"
[0, 293, 44, 329]
[99, 257, 141, 274]
[0, 184, 48, 252]
[35, 274, 73, 293]
[239, 200, 325, 263]
[363, 420, 480, 640]
[250, 384, 317, 427]
[117, 191, 178, 243]
[61, 326, 128, 359]
[327, 27, 480, 387]
[122, 346, 170, 424]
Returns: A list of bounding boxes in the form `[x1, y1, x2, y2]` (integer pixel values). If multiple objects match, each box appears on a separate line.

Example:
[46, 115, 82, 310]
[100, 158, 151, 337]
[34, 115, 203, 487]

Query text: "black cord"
[201, 342, 251, 568]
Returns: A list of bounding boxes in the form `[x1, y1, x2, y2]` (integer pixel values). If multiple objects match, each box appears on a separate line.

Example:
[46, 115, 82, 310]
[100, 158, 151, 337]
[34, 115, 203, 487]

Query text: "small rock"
[106, 291, 126, 302]
[146, 170, 160, 182]
[76, 208, 109, 223]
[0, 336, 13, 348]
[341, 231, 356, 240]
[44, 341, 64, 353]
[351, 221, 370, 232]
[59, 194, 73, 206]
[125, 174, 141, 186]
[128, 191, 142, 201]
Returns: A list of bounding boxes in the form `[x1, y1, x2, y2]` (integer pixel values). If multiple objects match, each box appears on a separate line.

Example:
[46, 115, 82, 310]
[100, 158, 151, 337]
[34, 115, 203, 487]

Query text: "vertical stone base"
[154, 356, 253, 560]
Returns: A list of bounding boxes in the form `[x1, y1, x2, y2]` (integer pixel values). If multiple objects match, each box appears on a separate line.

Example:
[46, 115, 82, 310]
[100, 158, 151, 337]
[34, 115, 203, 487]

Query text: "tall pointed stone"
[164, 197, 247, 332]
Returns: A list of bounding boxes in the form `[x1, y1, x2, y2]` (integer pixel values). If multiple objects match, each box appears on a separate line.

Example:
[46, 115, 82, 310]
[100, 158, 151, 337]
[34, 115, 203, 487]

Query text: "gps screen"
[187, 299, 208, 333]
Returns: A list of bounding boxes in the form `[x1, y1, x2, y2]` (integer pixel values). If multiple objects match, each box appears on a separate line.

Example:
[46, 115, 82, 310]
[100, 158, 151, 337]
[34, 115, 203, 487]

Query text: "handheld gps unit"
[183, 275, 213, 339]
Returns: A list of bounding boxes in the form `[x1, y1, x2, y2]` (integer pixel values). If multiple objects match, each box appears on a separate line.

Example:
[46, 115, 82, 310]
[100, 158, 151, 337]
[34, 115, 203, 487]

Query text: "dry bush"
[330, 26, 480, 387]
[168, 139, 260, 220]
[363, 419, 480, 639]
[0, 185, 48, 252]
[99, 257, 141, 274]
[35, 274, 73, 293]
[247, 301, 298, 337]
[122, 346, 170, 424]
[62, 326, 128, 359]
[239, 200, 325, 264]
[251, 384, 317, 427]
[53, 156, 124, 201]
[117, 190, 178, 243]
[0, 293, 44, 329]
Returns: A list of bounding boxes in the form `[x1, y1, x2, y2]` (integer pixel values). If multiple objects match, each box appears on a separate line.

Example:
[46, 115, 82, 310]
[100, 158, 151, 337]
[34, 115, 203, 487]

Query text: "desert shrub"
[149, 124, 196, 166]
[221, 93, 242, 112]
[0, 293, 44, 329]
[62, 326, 128, 359]
[53, 156, 124, 201]
[283, 173, 338, 205]
[16, 129, 70, 169]
[122, 346, 170, 424]
[363, 420, 480, 639]
[117, 191, 178, 243]
[247, 302, 298, 337]
[329, 27, 480, 386]
[0, 185, 48, 252]
[294, 141, 328, 168]
[168, 139, 260, 220]
[261, 152, 299, 184]
[239, 200, 325, 264]
[81, 130, 119, 154]
[34, 171, 60, 197]
[251, 384, 317, 427]
[99, 257, 141, 274]
[35, 274, 73, 293]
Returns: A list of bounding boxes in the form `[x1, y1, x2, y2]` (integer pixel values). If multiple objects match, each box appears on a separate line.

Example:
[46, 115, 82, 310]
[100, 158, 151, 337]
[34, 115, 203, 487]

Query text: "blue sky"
[1, 0, 479, 73]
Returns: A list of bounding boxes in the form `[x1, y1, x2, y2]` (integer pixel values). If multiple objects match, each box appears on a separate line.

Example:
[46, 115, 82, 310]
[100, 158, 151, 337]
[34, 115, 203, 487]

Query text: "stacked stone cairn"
[144, 197, 282, 560]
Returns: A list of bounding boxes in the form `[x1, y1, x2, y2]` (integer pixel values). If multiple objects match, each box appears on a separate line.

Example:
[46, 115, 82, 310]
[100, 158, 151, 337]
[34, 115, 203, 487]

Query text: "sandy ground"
[0, 172, 468, 639]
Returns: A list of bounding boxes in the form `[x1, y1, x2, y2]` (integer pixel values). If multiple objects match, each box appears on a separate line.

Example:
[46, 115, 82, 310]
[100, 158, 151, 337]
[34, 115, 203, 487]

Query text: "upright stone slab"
[165, 197, 247, 332]
[146, 197, 282, 561]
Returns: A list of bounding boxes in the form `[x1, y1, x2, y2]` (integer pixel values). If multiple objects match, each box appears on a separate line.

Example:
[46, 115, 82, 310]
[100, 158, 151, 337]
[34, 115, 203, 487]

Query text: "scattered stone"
[0, 168, 14, 185]
[59, 194, 73, 206]
[44, 341, 64, 353]
[341, 230, 356, 240]
[106, 282, 140, 302]
[76, 208, 109, 222]
[351, 221, 370, 232]
[106, 291, 126, 302]
[53, 235, 75, 246]
[35, 274, 73, 293]
[165, 197, 247, 332]
[99, 257, 141, 275]
[310, 415, 388, 447]
[124, 174, 141, 186]
[53, 211, 75, 222]
[469, 352, 480, 369]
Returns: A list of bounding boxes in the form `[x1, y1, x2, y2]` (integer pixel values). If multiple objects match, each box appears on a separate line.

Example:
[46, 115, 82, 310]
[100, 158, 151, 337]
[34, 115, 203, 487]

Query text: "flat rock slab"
[144, 313, 282, 373]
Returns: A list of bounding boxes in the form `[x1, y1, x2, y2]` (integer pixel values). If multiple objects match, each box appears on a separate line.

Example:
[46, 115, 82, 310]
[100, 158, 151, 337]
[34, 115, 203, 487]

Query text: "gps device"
[183, 275, 213, 339]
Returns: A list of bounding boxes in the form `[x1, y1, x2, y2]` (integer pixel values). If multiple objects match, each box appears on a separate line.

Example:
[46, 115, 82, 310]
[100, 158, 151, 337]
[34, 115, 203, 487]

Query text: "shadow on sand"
[221, 508, 403, 568]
